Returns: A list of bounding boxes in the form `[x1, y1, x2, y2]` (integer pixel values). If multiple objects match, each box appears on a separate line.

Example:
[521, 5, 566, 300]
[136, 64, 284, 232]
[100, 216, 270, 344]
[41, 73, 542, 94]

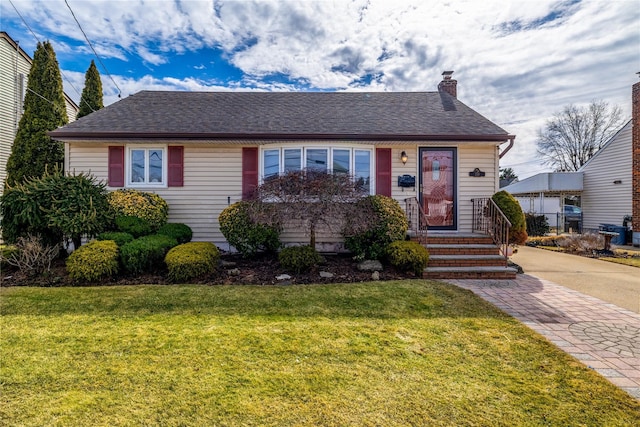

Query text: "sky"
[2, 0, 639, 180]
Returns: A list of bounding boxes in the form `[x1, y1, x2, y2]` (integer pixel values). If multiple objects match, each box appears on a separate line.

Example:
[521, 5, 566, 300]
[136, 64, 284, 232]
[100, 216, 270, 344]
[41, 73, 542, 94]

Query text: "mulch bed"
[0, 253, 415, 287]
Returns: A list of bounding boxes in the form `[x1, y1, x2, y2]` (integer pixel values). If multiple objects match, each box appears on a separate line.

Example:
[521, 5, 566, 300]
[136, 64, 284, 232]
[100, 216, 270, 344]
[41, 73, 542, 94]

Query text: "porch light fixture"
[400, 151, 408, 165]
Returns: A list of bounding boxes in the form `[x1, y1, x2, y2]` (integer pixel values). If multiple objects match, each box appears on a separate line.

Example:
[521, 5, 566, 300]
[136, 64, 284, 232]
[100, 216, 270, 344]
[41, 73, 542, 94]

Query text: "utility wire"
[64, 0, 122, 98]
[8, 0, 86, 113]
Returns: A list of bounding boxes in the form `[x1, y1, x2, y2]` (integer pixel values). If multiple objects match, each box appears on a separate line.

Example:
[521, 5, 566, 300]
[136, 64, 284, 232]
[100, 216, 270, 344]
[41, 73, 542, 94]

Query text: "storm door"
[419, 148, 457, 230]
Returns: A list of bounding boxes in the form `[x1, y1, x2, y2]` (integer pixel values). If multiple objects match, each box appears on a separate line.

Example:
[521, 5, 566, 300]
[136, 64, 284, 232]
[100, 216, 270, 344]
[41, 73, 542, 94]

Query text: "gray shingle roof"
[50, 90, 512, 141]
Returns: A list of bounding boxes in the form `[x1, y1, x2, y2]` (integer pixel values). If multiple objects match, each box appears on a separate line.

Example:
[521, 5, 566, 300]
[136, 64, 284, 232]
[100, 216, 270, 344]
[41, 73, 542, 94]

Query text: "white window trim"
[126, 145, 168, 188]
[260, 144, 374, 194]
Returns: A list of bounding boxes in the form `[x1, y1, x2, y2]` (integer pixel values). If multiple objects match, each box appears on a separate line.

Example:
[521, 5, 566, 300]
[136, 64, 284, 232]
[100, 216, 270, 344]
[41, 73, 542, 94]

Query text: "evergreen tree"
[77, 60, 103, 118]
[5, 41, 68, 187]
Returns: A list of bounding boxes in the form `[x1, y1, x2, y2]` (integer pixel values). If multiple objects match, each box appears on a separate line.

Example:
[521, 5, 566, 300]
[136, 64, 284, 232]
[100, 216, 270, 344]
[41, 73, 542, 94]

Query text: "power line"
[8, 0, 85, 112]
[64, 0, 121, 98]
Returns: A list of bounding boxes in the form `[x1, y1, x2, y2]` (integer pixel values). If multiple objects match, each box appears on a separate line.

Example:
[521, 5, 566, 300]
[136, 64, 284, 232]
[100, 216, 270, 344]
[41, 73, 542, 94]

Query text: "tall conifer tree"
[77, 60, 103, 118]
[5, 41, 68, 187]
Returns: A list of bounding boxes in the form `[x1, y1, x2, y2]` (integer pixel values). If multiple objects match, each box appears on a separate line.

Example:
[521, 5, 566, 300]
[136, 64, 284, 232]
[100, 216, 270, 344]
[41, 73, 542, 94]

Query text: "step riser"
[428, 247, 500, 256]
[429, 259, 507, 267]
[424, 271, 516, 280]
[425, 238, 494, 245]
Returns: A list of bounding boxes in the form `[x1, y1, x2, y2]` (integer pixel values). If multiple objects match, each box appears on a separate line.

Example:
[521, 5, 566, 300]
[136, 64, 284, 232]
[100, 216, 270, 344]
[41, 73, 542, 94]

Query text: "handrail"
[404, 197, 428, 243]
[471, 198, 512, 259]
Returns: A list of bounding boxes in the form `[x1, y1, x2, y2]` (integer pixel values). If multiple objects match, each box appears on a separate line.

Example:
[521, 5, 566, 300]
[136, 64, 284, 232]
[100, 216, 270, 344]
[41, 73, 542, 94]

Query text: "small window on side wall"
[127, 147, 167, 187]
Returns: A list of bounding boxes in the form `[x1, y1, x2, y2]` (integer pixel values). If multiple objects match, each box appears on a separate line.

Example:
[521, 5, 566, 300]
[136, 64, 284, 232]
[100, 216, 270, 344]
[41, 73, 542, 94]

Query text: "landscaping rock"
[220, 260, 237, 267]
[357, 260, 383, 271]
[320, 271, 334, 278]
[276, 274, 292, 281]
[371, 271, 380, 281]
[228, 268, 241, 276]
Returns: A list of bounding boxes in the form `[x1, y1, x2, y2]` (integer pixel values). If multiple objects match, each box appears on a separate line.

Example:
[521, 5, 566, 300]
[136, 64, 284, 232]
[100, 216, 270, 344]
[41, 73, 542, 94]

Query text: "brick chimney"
[633, 74, 640, 246]
[438, 71, 457, 98]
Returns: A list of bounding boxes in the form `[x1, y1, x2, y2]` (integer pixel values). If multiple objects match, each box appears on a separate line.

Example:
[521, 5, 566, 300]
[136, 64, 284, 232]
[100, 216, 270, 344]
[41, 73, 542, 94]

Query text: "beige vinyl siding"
[0, 37, 31, 194]
[580, 122, 632, 232]
[457, 144, 499, 232]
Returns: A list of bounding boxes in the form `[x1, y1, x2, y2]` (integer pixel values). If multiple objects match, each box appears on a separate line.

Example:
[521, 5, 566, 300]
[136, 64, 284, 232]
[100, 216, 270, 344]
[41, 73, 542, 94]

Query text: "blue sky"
[2, 0, 639, 179]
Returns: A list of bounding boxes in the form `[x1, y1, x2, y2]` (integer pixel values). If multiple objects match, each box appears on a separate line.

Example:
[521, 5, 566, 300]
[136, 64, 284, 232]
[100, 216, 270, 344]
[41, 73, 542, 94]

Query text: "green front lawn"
[1, 282, 638, 426]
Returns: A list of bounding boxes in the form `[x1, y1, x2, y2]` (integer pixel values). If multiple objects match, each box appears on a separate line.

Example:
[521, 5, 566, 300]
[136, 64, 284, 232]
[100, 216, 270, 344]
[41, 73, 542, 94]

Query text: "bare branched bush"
[557, 233, 603, 253]
[4, 235, 60, 276]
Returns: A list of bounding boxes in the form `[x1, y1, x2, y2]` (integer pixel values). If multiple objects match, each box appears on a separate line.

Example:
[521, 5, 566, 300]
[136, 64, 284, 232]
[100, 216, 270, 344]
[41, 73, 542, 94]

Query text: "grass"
[1, 281, 639, 426]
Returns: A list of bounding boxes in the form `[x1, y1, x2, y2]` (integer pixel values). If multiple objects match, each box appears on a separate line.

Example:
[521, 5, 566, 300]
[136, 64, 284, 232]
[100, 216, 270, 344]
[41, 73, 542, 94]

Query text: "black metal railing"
[404, 197, 428, 242]
[471, 198, 512, 259]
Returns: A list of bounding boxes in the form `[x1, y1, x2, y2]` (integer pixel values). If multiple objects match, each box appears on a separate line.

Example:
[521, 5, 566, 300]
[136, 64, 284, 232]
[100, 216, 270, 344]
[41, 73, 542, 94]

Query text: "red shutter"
[168, 146, 184, 187]
[242, 147, 259, 200]
[375, 148, 392, 197]
[108, 146, 125, 187]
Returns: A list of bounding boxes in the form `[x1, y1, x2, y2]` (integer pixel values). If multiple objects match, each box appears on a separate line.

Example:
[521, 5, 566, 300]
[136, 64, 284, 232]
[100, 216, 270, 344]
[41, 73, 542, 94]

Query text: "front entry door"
[420, 148, 457, 230]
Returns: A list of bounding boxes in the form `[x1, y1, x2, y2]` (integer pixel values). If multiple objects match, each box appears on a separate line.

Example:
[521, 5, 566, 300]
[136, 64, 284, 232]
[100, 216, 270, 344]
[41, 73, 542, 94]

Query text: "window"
[260, 145, 373, 194]
[128, 147, 167, 186]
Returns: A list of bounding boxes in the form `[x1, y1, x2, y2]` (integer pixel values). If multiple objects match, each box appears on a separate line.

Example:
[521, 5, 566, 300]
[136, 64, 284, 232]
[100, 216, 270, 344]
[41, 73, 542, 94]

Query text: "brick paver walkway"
[448, 274, 640, 400]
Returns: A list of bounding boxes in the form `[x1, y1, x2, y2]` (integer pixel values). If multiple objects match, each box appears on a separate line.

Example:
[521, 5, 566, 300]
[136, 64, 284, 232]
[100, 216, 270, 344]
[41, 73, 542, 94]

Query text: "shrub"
[165, 242, 220, 282]
[0, 245, 19, 270]
[66, 240, 119, 282]
[219, 202, 281, 258]
[157, 223, 193, 244]
[115, 215, 152, 238]
[525, 213, 550, 237]
[1, 235, 59, 277]
[386, 240, 429, 276]
[343, 195, 408, 260]
[557, 232, 603, 253]
[278, 245, 323, 274]
[97, 231, 134, 247]
[119, 234, 178, 275]
[0, 169, 112, 247]
[107, 189, 169, 231]
[492, 190, 527, 245]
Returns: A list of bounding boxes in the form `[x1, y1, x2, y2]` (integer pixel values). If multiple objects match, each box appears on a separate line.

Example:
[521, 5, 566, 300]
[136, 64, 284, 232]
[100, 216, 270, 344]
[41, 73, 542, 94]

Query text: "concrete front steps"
[421, 233, 517, 280]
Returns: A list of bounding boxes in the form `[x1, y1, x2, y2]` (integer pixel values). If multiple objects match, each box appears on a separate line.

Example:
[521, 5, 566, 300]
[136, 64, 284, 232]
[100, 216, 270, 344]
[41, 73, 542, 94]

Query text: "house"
[579, 120, 632, 233]
[49, 71, 515, 251]
[0, 31, 79, 195]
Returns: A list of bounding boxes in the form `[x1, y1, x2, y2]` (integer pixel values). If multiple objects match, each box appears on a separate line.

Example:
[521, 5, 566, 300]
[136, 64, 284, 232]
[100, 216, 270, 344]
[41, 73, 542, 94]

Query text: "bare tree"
[536, 101, 624, 171]
[250, 170, 365, 248]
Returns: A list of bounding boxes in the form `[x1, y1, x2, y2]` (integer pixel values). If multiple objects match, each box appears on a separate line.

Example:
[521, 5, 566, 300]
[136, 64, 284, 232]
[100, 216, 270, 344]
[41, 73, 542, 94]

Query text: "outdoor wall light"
[400, 151, 408, 165]
[613, 180, 622, 184]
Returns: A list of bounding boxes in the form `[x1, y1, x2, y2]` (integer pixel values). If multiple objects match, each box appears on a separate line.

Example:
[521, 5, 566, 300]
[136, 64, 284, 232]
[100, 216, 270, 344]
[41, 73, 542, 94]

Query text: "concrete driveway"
[511, 245, 640, 314]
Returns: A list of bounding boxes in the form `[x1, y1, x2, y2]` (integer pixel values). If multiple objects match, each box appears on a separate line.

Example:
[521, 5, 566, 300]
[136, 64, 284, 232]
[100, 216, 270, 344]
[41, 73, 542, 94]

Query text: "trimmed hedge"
[115, 215, 152, 238]
[343, 195, 408, 260]
[386, 240, 429, 276]
[165, 242, 220, 282]
[219, 201, 281, 258]
[157, 223, 193, 244]
[278, 245, 323, 273]
[97, 231, 134, 247]
[107, 189, 169, 231]
[66, 240, 119, 282]
[119, 234, 178, 275]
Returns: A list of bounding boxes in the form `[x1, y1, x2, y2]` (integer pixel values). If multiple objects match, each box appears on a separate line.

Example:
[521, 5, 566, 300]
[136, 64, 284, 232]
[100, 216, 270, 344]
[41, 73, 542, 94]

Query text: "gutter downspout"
[499, 136, 515, 159]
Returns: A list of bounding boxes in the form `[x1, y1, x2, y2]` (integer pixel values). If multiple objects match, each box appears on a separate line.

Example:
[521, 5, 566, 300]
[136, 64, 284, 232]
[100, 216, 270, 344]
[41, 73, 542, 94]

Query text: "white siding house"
[0, 32, 79, 194]
[579, 120, 633, 232]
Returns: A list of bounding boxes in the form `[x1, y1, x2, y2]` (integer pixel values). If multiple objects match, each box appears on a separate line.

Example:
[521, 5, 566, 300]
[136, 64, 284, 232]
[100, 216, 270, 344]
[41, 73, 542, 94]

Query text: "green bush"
[525, 213, 550, 237]
[66, 240, 119, 282]
[386, 240, 429, 276]
[119, 234, 178, 275]
[0, 169, 112, 247]
[157, 223, 193, 244]
[115, 215, 152, 238]
[278, 245, 323, 274]
[343, 195, 408, 260]
[107, 189, 169, 231]
[492, 190, 528, 245]
[219, 201, 281, 258]
[165, 242, 220, 282]
[97, 231, 134, 247]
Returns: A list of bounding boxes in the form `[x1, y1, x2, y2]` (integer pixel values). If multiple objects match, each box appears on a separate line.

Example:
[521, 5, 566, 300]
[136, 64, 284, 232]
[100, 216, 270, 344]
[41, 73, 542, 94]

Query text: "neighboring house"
[50, 71, 515, 250]
[579, 120, 632, 232]
[0, 31, 79, 195]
